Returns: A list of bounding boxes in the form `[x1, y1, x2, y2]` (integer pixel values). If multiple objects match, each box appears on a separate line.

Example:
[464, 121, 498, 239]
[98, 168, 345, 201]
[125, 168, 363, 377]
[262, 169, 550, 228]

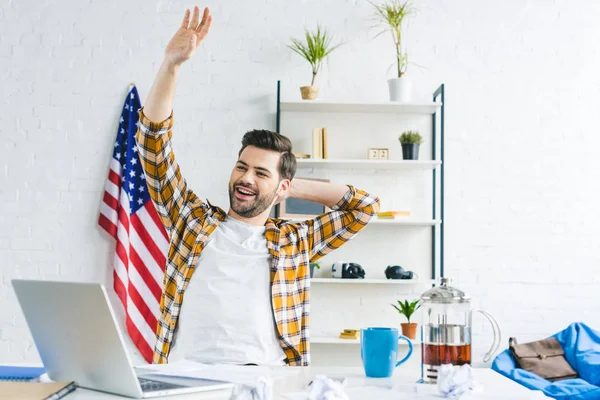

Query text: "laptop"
[12, 279, 234, 398]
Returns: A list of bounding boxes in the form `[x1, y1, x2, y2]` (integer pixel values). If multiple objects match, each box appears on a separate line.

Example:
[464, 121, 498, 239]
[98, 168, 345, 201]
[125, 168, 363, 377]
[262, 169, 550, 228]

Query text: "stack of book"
[377, 210, 411, 219]
[338, 329, 359, 340]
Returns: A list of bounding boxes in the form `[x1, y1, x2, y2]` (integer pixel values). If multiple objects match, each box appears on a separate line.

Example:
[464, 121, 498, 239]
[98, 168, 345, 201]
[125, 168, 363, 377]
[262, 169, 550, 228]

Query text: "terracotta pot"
[401, 322, 418, 340]
[300, 85, 319, 100]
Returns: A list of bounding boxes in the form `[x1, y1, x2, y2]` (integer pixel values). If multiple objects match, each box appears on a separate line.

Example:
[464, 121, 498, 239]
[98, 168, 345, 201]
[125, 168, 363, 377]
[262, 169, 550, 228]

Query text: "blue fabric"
[491, 322, 600, 399]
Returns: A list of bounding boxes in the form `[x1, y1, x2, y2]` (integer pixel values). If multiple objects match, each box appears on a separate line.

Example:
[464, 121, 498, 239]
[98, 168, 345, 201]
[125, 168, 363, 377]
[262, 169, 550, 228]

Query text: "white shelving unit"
[275, 82, 445, 366]
[295, 159, 441, 171]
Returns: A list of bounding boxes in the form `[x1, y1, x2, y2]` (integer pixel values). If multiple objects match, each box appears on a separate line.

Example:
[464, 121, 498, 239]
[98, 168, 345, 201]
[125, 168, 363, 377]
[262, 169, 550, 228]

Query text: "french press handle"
[472, 309, 502, 363]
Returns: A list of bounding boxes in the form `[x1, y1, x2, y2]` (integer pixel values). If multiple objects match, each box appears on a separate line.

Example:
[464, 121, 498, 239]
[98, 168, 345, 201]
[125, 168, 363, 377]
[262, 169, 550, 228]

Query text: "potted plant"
[399, 130, 422, 160]
[391, 299, 420, 339]
[371, 0, 415, 101]
[287, 25, 341, 100]
[310, 262, 321, 278]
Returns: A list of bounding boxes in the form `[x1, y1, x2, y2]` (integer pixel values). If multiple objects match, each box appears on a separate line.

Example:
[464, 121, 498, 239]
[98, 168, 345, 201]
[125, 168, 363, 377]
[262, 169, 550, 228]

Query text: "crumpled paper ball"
[437, 364, 480, 399]
[229, 376, 273, 400]
[307, 375, 350, 400]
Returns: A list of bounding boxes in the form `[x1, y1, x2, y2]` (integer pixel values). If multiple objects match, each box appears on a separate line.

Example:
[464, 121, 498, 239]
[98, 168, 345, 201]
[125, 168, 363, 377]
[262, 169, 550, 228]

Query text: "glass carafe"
[420, 277, 501, 383]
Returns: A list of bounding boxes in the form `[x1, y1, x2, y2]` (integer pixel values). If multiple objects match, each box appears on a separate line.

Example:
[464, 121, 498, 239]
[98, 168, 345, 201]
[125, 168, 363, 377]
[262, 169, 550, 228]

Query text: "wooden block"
[368, 148, 379, 160]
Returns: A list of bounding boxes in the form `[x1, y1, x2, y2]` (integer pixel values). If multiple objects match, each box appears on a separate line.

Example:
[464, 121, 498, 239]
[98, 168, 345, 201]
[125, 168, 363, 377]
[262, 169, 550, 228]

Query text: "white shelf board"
[310, 278, 436, 285]
[295, 159, 441, 171]
[280, 100, 442, 114]
[287, 218, 441, 226]
[369, 219, 441, 226]
[312, 336, 421, 345]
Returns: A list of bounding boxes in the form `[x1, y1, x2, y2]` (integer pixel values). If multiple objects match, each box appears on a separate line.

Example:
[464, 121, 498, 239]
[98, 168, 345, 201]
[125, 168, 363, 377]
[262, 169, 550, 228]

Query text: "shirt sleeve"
[304, 185, 381, 262]
[135, 108, 205, 234]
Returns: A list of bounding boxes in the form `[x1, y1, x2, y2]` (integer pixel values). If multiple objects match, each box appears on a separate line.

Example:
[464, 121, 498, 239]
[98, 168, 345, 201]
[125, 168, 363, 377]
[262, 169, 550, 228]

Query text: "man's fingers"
[199, 7, 210, 27]
[190, 6, 201, 30]
[198, 14, 212, 37]
[180, 8, 191, 29]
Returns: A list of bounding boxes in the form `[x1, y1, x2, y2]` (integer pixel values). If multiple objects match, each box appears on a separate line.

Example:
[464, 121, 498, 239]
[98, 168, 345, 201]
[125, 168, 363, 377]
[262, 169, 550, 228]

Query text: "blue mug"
[360, 327, 414, 378]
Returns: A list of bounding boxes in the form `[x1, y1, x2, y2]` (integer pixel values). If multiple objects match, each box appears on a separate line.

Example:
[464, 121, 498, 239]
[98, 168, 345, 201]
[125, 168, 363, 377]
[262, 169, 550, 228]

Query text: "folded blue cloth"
[492, 322, 600, 399]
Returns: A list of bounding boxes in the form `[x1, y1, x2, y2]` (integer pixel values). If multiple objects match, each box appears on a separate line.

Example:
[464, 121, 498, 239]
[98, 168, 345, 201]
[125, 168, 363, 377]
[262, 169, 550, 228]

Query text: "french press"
[420, 277, 501, 383]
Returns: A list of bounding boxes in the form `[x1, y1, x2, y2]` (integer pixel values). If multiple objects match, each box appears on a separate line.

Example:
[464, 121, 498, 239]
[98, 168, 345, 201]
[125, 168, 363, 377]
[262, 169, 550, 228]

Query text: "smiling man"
[135, 6, 380, 366]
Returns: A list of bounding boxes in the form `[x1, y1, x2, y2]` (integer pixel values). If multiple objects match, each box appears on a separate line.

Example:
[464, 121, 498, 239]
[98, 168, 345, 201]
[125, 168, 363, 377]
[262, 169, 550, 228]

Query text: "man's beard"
[228, 182, 277, 218]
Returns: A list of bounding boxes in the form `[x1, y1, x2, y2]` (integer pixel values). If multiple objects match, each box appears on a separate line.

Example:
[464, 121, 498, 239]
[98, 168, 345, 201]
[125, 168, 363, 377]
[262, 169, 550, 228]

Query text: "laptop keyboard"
[138, 377, 186, 392]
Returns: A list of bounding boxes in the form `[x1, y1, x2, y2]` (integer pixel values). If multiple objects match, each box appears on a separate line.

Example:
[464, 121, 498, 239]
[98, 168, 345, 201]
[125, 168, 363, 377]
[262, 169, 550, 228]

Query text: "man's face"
[228, 146, 284, 218]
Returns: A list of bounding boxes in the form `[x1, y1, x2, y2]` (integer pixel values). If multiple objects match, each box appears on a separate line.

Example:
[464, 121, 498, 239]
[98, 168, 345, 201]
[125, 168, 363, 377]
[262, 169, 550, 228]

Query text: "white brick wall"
[2, 0, 600, 368]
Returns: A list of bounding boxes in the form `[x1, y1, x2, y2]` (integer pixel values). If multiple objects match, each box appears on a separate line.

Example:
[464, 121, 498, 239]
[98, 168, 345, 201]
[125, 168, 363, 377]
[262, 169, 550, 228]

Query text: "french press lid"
[420, 277, 471, 303]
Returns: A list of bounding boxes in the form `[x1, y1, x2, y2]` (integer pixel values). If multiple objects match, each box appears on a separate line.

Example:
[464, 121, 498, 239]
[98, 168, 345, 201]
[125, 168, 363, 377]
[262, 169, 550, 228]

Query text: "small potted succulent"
[310, 262, 321, 278]
[399, 130, 422, 160]
[287, 25, 341, 100]
[391, 299, 420, 339]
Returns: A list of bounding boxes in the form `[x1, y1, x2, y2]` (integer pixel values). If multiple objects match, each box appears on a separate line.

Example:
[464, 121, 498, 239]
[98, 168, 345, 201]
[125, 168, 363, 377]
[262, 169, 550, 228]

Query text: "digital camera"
[331, 262, 365, 279]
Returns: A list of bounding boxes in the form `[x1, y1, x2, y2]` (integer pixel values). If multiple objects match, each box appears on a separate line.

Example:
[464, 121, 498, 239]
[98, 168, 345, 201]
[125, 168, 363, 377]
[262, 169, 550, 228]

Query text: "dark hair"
[238, 129, 297, 181]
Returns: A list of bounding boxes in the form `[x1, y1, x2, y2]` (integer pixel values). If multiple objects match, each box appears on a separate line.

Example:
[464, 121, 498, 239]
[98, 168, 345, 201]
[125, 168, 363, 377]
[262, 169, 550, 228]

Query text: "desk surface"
[65, 366, 549, 399]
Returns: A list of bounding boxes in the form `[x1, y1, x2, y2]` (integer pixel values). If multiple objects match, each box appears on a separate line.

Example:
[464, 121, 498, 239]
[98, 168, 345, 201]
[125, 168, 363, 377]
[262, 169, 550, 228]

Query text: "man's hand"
[165, 6, 212, 67]
[143, 6, 212, 122]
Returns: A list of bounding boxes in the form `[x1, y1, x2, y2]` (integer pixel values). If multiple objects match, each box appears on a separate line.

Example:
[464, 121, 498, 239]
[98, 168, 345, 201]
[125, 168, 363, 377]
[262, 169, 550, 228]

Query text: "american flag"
[98, 85, 169, 363]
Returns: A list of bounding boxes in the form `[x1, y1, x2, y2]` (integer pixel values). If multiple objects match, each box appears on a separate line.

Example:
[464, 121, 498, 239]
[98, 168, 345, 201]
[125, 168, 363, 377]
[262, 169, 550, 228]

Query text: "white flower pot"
[387, 77, 411, 102]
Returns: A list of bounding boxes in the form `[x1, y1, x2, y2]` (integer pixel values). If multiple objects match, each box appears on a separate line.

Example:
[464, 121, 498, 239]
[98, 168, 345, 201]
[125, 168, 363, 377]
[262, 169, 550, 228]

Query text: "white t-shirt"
[168, 215, 287, 366]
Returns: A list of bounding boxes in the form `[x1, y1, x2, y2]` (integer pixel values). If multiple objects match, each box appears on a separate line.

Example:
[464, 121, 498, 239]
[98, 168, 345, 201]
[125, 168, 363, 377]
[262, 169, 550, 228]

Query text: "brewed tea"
[422, 343, 471, 381]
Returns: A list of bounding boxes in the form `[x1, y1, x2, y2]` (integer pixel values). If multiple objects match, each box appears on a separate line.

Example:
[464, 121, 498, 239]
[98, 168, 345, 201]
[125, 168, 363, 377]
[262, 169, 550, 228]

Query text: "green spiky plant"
[399, 130, 423, 145]
[287, 25, 342, 86]
[370, 0, 415, 78]
[391, 299, 421, 323]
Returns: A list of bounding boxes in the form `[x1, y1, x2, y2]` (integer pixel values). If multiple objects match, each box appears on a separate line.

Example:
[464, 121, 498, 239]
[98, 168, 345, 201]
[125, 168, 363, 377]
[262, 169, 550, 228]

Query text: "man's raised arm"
[136, 6, 212, 232]
[144, 6, 212, 121]
[287, 178, 381, 261]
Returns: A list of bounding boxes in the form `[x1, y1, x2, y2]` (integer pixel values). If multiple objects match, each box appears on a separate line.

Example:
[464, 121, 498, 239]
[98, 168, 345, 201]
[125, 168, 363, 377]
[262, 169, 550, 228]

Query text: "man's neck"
[227, 209, 271, 226]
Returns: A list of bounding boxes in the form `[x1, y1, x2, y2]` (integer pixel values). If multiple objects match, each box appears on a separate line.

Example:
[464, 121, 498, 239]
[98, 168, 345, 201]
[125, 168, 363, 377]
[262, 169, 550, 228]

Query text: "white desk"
[66, 366, 549, 399]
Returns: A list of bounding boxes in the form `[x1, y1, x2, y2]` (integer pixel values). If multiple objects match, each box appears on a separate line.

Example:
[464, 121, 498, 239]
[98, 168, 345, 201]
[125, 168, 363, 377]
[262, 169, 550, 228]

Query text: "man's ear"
[277, 179, 291, 197]
[271, 179, 291, 208]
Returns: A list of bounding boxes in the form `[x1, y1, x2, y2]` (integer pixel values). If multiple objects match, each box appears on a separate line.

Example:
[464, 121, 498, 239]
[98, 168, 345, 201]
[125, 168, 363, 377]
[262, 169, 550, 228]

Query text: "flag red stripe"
[103, 192, 119, 212]
[115, 270, 155, 363]
[125, 313, 154, 363]
[115, 238, 129, 275]
[128, 282, 158, 333]
[109, 169, 120, 187]
[98, 213, 117, 238]
[131, 213, 166, 273]
[129, 245, 162, 303]
[113, 269, 128, 309]
[115, 204, 131, 270]
[117, 201, 130, 233]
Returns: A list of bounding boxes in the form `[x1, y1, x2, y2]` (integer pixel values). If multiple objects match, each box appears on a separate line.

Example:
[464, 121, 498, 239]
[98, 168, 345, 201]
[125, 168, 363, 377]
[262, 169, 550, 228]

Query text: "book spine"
[322, 127, 328, 159]
[312, 128, 323, 159]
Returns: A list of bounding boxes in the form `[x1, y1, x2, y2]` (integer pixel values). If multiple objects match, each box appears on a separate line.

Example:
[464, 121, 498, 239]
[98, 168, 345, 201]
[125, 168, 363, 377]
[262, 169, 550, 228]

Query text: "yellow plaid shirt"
[135, 108, 380, 366]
